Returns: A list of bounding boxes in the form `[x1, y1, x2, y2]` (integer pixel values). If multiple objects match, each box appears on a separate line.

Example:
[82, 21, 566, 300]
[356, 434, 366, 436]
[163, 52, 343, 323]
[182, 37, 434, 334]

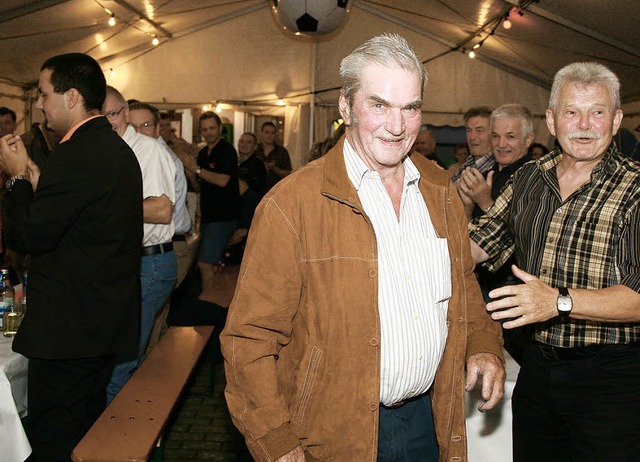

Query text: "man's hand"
[0, 134, 30, 177]
[486, 265, 558, 329]
[458, 167, 494, 212]
[276, 445, 305, 462]
[465, 352, 505, 412]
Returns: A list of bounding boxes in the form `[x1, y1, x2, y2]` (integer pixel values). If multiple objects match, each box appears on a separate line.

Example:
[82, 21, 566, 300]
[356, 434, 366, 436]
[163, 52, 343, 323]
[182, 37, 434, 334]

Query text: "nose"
[578, 112, 591, 130]
[385, 108, 404, 135]
[36, 95, 44, 110]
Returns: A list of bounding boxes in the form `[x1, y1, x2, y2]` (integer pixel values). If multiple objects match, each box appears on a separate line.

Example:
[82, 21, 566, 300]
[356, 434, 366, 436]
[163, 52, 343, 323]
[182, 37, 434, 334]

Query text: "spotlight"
[108, 15, 116, 27]
[152, 35, 159, 46]
[468, 51, 476, 59]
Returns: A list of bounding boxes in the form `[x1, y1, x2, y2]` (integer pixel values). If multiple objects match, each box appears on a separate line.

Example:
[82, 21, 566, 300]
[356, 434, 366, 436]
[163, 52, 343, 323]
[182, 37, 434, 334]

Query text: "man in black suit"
[0, 53, 143, 461]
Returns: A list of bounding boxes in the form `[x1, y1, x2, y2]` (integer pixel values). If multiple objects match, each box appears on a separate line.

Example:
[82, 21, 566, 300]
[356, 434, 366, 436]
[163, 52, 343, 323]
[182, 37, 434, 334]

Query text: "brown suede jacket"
[221, 138, 503, 462]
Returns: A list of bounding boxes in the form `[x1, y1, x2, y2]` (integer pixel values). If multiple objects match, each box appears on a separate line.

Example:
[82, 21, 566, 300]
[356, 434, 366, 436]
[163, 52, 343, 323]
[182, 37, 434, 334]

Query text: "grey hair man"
[470, 62, 640, 461]
[221, 33, 504, 462]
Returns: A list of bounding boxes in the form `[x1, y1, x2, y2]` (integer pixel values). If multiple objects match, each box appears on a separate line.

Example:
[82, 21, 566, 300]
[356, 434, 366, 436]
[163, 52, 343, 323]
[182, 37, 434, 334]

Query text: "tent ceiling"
[0, 0, 638, 106]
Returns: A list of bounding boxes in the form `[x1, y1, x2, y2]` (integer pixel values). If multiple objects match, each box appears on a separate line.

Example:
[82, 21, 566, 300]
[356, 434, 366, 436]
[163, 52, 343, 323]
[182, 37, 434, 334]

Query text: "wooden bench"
[71, 325, 214, 462]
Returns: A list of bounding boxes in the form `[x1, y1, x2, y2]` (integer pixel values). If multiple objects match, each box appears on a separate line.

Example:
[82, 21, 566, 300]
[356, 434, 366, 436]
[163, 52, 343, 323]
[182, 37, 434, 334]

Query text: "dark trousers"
[513, 340, 640, 462]
[378, 393, 439, 462]
[25, 355, 115, 462]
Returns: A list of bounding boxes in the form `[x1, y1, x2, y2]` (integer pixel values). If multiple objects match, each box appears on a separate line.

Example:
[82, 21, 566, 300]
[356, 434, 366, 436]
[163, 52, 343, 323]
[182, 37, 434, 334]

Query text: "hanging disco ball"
[271, 0, 351, 37]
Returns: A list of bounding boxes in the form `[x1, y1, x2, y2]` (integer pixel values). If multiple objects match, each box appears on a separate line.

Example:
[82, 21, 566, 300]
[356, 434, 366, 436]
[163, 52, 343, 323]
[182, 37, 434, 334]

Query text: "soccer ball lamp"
[271, 0, 351, 37]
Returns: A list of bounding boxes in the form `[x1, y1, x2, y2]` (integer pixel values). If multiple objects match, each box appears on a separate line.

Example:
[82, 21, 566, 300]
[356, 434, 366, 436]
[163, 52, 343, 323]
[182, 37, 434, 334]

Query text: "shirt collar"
[343, 138, 420, 191]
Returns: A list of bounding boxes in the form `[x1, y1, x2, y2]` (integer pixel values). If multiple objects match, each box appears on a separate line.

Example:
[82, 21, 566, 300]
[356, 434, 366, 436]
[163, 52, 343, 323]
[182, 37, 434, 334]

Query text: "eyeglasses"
[103, 107, 125, 120]
[131, 122, 156, 130]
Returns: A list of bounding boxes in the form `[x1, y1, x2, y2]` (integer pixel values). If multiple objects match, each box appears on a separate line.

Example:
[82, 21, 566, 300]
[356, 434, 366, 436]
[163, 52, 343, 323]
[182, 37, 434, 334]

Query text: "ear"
[612, 109, 623, 135]
[124, 108, 130, 123]
[338, 92, 352, 126]
[545, 109, 556, 137]
[65, 88, 81, 110]
[524, 131, 535, 148]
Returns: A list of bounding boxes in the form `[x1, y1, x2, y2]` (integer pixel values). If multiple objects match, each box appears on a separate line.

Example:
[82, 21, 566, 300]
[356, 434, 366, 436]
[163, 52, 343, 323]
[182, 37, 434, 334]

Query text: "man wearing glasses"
[101, 86, 177, 403]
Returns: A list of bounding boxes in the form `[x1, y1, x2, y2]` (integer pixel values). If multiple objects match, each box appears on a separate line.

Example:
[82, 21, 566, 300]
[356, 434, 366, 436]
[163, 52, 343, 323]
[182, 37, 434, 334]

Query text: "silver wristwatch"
[556, 287, 572, 316]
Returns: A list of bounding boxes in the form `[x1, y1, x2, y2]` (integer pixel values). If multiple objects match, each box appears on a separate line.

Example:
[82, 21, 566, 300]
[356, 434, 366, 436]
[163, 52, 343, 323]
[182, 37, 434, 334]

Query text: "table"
[466, 350, 520, 462]
[0, 335, 32, 462]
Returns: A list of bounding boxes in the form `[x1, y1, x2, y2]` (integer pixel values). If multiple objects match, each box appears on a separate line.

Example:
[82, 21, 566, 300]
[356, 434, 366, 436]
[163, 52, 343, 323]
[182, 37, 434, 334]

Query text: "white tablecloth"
[466, 350, 520, 462]
[0, 335, 31, 462]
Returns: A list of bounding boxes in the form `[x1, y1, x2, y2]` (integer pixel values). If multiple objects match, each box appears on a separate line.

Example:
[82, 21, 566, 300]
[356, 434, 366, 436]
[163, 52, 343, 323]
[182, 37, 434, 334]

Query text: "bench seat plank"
[71, 325, 214, 462]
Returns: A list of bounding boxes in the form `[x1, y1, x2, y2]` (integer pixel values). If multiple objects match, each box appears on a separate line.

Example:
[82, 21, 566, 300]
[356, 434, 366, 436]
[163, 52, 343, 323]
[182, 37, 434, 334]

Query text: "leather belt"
[142, 242, 174, 256]
[533, 341, 637, 361]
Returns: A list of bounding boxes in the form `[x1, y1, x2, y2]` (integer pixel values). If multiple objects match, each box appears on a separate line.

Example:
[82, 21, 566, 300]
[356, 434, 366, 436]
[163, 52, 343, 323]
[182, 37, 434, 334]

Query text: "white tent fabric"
[0, 0, 638, 166]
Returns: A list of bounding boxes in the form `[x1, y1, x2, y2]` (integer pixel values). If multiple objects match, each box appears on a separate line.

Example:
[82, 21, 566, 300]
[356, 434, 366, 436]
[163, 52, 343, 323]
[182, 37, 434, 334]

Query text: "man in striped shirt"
[450, 106, 495, 185]
[222, 34, 504, 462]
[470, 62, 640, 461]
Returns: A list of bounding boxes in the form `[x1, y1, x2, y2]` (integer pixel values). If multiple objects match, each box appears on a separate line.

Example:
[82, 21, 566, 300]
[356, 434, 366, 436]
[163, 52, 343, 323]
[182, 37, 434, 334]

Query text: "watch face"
[557, 295, 572, 313]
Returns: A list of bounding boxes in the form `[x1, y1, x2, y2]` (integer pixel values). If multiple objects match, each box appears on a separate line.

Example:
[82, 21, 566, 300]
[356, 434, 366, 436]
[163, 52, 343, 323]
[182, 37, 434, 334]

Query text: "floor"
[161, 351, 252, 462]
[161, 265, 253, 462]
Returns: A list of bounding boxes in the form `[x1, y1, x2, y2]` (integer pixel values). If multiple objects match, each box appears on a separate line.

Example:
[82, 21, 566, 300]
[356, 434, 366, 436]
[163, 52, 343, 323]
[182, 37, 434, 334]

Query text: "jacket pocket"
[292, 345, 324, 426]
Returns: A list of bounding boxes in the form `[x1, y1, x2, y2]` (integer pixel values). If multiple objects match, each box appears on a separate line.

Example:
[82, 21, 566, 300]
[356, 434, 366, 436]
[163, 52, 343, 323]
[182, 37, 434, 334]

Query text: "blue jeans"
[106, 251, 177, 403]
[378, 393, 439, 462]
[197, 220, 238, 264]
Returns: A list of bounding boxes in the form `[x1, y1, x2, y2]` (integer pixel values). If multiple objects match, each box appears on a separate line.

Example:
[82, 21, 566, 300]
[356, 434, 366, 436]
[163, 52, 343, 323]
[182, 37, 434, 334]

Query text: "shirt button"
[541, 269, 547, 275]
[418, 355, 423, 360]
[548, 237, 554, 243]
[556, 208, 562, 214]
[369, 402, 378, 411]
[368, 268, 377, 278]
[369, 338, 379, 347]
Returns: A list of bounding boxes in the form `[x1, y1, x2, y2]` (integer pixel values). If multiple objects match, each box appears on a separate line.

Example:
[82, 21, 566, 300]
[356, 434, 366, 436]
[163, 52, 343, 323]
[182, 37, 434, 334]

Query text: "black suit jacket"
[8, 116, 143, 359]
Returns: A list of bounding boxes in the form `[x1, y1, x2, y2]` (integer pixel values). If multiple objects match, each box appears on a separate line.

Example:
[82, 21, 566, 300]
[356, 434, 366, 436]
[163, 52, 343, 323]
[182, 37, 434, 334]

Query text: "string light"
[468, 50, 476, 59]
[110, 68, 117, 77]
[108, 14, 116, 27]
[502, 18, 512, 29]
[151, 35, 159, 46]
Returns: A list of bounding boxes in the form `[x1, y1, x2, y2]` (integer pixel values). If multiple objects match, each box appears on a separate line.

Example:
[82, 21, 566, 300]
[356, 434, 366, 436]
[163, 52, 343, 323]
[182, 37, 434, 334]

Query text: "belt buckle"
[383, 400, 406, 409]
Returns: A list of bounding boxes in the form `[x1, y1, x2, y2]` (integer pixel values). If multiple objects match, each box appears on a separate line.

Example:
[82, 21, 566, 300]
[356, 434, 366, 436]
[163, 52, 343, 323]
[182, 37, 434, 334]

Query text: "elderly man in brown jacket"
[221, 34, 504, 462]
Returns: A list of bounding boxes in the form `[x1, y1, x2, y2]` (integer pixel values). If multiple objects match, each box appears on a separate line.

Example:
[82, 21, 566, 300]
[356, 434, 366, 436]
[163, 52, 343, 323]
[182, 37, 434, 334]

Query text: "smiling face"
[238, 133, 257, 157]
[465, 116, 492, 158]
[339, 63, 422, 174]
[101, 93, 128, 136]
[546, 82, 622, 166]
[491, 116, 534, 169]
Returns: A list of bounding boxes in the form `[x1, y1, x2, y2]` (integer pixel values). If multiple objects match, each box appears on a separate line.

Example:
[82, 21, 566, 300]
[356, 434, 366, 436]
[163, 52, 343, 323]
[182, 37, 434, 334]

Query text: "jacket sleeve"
[220, 195, 304, 461]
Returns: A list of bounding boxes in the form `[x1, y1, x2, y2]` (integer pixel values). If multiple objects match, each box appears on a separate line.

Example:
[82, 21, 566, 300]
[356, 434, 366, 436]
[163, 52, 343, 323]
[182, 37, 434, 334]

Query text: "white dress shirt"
[158, 136, 191, 234]
[344, 139, 451, 406]
[122, 125, 176, 246]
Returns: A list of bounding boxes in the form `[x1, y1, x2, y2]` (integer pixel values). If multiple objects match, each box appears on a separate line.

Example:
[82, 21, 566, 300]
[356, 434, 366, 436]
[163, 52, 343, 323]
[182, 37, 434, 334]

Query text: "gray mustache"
[568, 131, 601, 140]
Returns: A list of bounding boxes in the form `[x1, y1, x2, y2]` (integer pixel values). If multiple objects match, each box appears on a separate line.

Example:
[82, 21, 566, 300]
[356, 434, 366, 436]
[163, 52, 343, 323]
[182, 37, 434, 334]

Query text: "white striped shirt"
[344, 140, 451, 405]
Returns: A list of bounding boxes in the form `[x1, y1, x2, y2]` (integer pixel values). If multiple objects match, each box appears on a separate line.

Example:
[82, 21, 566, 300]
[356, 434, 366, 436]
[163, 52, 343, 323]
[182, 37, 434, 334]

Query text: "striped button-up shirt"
[451, 152, 495, 184]
[344, 140, 450, 405]
[470, 144, 640, 347]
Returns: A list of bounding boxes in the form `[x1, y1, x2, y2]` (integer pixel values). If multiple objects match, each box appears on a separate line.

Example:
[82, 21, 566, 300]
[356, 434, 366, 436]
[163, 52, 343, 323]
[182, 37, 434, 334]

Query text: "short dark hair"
[241, 132, 257, 143]
[40, 53, 106, 112]
[128, 101, 160, 125]
[199, 111, 222, 126]
[463, 106, 493, 124]
[261, 121, 276, 131]
[0, 107, 16, 122]
[159, 112, 172, 121]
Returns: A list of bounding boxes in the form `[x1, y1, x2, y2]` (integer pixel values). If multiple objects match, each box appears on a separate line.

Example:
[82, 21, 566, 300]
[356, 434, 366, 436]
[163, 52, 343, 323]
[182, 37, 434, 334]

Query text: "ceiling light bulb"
[468, 51, 476, 59]
[152, 36, 159, 46]
[503, 19, 512, 29]
[473, 43, 481, 50]
[110, 68, 117, 77]
[108, 15, 116, 27]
